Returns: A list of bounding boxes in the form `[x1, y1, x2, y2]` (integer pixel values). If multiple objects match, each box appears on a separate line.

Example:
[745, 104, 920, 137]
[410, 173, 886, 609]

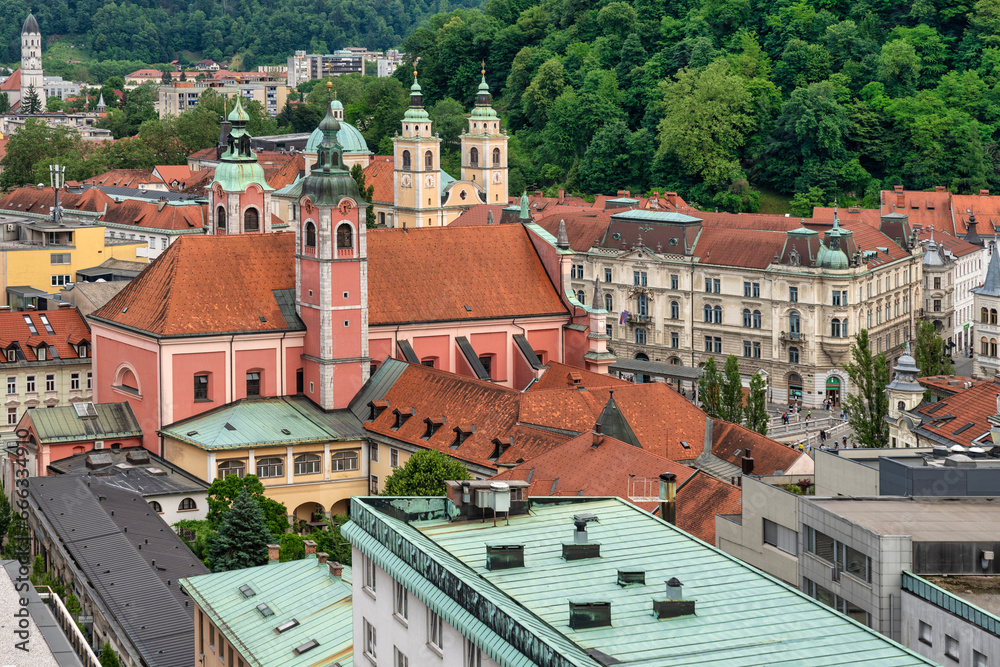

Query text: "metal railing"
[35, 585, 101, 667]
[768, 415, 844, 438]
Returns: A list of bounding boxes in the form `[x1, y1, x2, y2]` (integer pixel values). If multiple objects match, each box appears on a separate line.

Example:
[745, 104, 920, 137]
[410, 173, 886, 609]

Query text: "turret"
[461, 62, 508, 203]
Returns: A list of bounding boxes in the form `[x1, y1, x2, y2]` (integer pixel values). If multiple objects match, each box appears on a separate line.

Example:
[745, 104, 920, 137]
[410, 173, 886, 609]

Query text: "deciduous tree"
[843, 329, 890, 448]
[914, 320, 954, 377]
[718, 354, 745, 425]
[745, 371, 769, 435]
[382, 449, 471, 496]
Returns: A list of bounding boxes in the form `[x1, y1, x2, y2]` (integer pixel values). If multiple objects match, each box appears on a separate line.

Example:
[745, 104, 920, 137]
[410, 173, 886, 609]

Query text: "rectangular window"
[465, 639, 482, 667]
[364, 619, 377, 661]
[713, 278, 721, 293]
[604, 268, 612, 283]
[50, 274, 71, 287]
[45, 374, 55, 392]
[370, 443, 379, 462]
[25, 375, 35, 393]
[841, 290, 848, 305]
[753, 341, 761, 358]
[394, 580, 408, 620]
[640, 271, 647, 286]
[974, 650, 987, 667]
[832, 291, 842, 306]
[704, 336, 713, 352]
[919, 621, 932, 646]
[743, 340, 751, 357]
[50, 253, 70, 264]
[753, 282, 760, 297]
[6, 376, 14, 394]
[7, 407, 16, 425]
[671, 332, 678, 348]
[364, 556, 377, 593]
[86, 372, 92, 391]
[331, 450, 359, 471]
[210, 623, 215, 651]
[789, 286, 798, 302]
[763, 519, 798, 555]
[804, 578, 835, 608]
[714, 337, 722, 353]
[390, 448, 399, 468]
[395, 647, 409, 667]
[369, 474, 379, 494]
[934, 299, 942, 312]
[671, 274, 678, 290]
[571, 264, 584, 279]
[842, 543, 872, 583]
[71, 372, 80, 390]
[246, 372, 260, 397]
[428, 610, 443, 650]
[194, 375, 209, 401]
[744, 281, 751, 297]
[606, 324, 613, 338]
[705, 278, 712, 293]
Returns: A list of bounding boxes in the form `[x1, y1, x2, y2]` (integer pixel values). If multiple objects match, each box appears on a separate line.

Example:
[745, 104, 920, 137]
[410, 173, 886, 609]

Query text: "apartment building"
[158, 81, 288, 117]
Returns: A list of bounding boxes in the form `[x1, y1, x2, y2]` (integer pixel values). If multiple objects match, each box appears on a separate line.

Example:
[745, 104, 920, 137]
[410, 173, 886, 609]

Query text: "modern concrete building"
[158, 81, 289, 118]
[343, 493, 935, 666]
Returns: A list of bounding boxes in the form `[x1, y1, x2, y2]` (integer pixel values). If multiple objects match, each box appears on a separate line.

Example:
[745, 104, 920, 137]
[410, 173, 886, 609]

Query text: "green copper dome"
[305, 113, 368, 154]
[213, 95, 273, 193]
[403, 70, 430, 122]
[469, 66, 500, 123]
[227, 95, 250, 123]
[285, 106, 360, 207]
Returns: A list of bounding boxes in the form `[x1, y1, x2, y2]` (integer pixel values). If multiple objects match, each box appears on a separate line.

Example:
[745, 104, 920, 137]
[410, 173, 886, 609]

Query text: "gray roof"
[81, 185, 203, 202]
[29, 477, 208, 667]
[811, 497, 1000, 541]
[973, 247, 1000, 297]
[27, 402, 142, 444]
[47, 446, 209, 496]
[63, 281, 130, 309]
[0, 561, 83, 667]
[22, 13, 39, 34]
[349, 357, 409, 422]
[609, 358, 704, 380]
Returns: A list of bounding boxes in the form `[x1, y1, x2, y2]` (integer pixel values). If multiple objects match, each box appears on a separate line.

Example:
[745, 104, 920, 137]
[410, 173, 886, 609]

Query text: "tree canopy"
[913, 320, 955, 377]
[843, 329, 890, 448]
[382, 449, 472, 496]
[206, 487, 273, 572]
[205, 473, 288, 538]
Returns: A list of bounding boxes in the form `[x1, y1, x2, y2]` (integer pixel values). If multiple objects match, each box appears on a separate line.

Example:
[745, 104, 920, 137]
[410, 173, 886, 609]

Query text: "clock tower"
[393, 70, 443, 228]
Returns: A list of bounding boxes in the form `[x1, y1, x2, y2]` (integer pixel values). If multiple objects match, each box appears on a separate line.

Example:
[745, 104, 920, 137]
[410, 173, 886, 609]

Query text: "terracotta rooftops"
[259, 153, 304, 190]
[534, 212, 613, 252]
[100, 198, 206, 231]
[0, 308, 91, 363]
[91, 233, 300, 337]
[367, 224, 568, 326]
[918, 375, 985, 395]
[448, 204, 509, 228]
[913, 227, 982, 258]
[695, 227, 787, 269]
[528, 360, 631, 391]
[709, 420, 806, 476]
[361, 156, 394, 204]
[673, 471, 742, 543]
[84, 169, 160, 189]
[0, 186, 113, 215]
[0, 69, 20, 91]
[914, 379, 1000, 448]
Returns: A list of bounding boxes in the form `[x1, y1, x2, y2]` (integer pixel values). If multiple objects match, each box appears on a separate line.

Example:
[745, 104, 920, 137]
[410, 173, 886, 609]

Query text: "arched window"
[992, 309, 998, 325]
[179, 498, 197, 511]
[982, 337, 990, 356]
[218, 460, 245, 478]
[831, 318, 841, 337]
[789, 311, 800, 336]
[470, 147, 479, 167]
[244, 208, 259, 232]
[743, 309, 751, 327]
[337, 223, 353, 249]
[492, 147, 501, 166]
[577, 290, 586, 303]
[256, 457, 284, 478]
[714, 305, 722, 323]
[752, 310, 761, 328]
[637, 294, 648, 316]
[305, 222, 316, 248]
[424, 150, 433, 169]
[604, 294, 613, 311]
[294, 453, 322, 475]
[216, 206, 226, 230]
[789, 347, 799, 363]
[704, 304, 713, 323]
[982, 307, 989, 323]
[149, 501, 163, 513]
[898, 401, 905, 410]
[402, 150, 411, 170]
[670, 301, 679, 319]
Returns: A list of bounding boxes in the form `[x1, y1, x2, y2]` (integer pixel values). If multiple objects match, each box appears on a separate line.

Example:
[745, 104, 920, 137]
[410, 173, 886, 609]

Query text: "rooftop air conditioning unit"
[93, 440, 105, 450]
[6, 224, 14, 231]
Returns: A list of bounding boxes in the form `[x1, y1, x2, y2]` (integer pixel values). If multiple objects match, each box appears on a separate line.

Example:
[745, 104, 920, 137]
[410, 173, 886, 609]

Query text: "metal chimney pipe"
[659, 472, 677, 524]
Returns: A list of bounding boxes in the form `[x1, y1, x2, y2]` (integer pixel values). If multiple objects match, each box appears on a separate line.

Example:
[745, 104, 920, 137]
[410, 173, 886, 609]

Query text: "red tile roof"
[881, 188, 954, 234]
[918, 375, 985, 395]
[0, 187, 113, 215]
[710, 420, 807, 475]
[91, 234, 298, 337]
[366, 225, 568, 326]
[674, 471, 742, 543]
[361, 156, 393, 204]
[697, 212, 805, 231]
[0, 308, 90, 363]
[84, 169, 159, 188]
[259, 153, 304, 190]
[447, 204, 508, 227]
[99, 199, 206, 231]
[534, 212, 613, 252]
[153, 165, 192, 184]
[695, 227, 786, 269]
[914, 227, 981, 258]
[0, 70, 20, 91]
[914, 379, 1000, 448]
[529, 361, 631, 391]
[126, 69, 163, 79]
[812, 206, 882, 228]
[841, 221, 910, 268]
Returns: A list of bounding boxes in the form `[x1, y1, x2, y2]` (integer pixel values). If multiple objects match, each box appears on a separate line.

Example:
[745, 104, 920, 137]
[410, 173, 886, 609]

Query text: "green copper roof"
[305, 101, 369, 154]
[27, 401, 142, 444]
[287, 105, 361, 206]
[227, 94, 250, 123]
[345, 496, 937, 667]
[158, 396, 364, 450]
[180, 557, 353, 667]
[404, 71, 430, 122]
[469, 72, 500, 122]
[213, 95, 274, 193]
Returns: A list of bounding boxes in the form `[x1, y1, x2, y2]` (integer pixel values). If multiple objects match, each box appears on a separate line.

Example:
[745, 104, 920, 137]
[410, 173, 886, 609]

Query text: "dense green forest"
[392, 0, 1000, 210]
[0, 0, 478, 66]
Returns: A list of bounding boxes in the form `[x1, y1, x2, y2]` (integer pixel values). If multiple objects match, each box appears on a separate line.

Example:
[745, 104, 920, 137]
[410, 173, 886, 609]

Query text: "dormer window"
[488, 437, 510, 462]
[77, 343, 88, 358]
[422, 417, 444, 440]
[5, 349, 14, 362]
[368, 400, 388, 421]
[451, 425, 474, 449]
[36, 346, 46, 361]
[392, 408, 413, 430]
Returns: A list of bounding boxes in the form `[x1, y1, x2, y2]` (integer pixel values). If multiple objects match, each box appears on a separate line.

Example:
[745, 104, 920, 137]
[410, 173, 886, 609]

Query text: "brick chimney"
[981, 189, 990, 196]
[317, 552, 329, 564]
[558, 188, 565, 204]
[329, 561, 344, 578]
[304, 540, 317, 557]
[894, 185, 905, 208]
[267, 543, 280, 562]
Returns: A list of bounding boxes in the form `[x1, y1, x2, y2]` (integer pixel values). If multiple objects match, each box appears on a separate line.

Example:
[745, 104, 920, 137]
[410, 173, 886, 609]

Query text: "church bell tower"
[461, 63, 508, 204]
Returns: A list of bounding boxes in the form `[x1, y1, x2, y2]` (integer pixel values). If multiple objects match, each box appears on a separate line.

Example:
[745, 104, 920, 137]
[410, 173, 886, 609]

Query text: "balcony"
[627, 314, 651, 325]
[780, 330, 803, 343]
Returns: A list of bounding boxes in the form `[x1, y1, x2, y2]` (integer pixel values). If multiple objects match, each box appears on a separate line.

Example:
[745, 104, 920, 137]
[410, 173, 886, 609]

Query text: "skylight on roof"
[22, 315, 36, 335]
[256, 603, 273, 617]
[275, 619, 299, 633]
[73, 402, 98, 418]
[239, 584, 255, 598]
[38, 313, 54, 334]
[293, 640, 319, 656]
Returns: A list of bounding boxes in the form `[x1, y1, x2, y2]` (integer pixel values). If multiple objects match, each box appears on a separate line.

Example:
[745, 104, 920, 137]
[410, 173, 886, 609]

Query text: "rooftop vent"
[486, 544, 524, 571]
[617, 570, 645, 587]
[85, 453, 113, 469]
[653, 578, 696, 619]
[275, 619, 300, 634]
[126, 450, 150, 464]
[256, 603, 274, 617]
[569, 601, 611, 629]
[238, 584, 255, 598]
[293, 640, 319, 656]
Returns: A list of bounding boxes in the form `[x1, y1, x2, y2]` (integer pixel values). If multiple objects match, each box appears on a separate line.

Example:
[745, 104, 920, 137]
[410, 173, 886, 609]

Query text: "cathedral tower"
[460, 63, 508, 204]
[20, 13, 43, 109]
[393, 70, 443, 227]
[287, 105, 369, 409]
[209, 96, 275, 235]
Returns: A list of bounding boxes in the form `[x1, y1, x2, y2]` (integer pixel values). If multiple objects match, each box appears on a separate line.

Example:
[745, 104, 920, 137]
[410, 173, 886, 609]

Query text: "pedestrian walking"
[820, 430, 826, 443]
[842, 435, 847, 448]
[806, 410, 811, 422]
[796, 405, 801, 414]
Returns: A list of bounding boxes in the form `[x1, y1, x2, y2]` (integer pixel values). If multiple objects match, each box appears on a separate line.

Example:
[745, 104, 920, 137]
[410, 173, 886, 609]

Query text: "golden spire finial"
[481, 60, 486, 76]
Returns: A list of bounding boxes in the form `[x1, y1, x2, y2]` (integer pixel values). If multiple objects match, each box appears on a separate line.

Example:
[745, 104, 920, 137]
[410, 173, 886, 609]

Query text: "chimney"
[534, 190, 542, 197]
[935, 185, 946, 192]
[558, 188, 565, 204]
[592, 422, 604, 447]
[267, 543, 280, 562]
[652, 578, 696, 618]
[460, 480, 471, 504]
[317, 552, 329, 564]
[667, 577, 683, 600]
[329, 561, 343, 578]
[741, 449, 755, 475]
[895, 185, 905, 208]
[303, 540, 317, 557]
[982, 189, 990, 196]
[658, 472, 677, 525]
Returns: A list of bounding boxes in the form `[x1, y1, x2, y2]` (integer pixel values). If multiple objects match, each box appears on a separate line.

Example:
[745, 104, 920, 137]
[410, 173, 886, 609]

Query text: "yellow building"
[0, 214, 144, 307]
[159, 396, 368, 520]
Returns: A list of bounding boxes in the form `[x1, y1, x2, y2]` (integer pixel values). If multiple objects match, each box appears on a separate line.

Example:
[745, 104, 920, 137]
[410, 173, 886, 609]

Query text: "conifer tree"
[0, 92, 9, 114]
[843, 329, 890, 447]
[99, 641, 122, 667]
[745, 371, 769, 435]
[23, 84, 42, 114]
[718, 354, 745, 424]
[206, 488, 271, 572]
[699, 356, 722, 418]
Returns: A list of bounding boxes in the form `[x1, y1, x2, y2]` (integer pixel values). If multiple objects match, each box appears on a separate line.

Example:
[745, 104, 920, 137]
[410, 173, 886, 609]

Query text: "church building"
[1, 12, 44, 112]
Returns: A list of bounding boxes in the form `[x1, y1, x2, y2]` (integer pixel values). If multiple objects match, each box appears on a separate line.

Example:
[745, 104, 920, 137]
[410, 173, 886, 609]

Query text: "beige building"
[158, 81, 289, 118]
[546, 209, 924, 407]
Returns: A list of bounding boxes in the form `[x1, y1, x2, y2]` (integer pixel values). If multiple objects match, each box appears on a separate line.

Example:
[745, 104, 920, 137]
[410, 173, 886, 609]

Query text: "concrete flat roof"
[812, 497, 1000, 541]
[923, 575, 1000, 617]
